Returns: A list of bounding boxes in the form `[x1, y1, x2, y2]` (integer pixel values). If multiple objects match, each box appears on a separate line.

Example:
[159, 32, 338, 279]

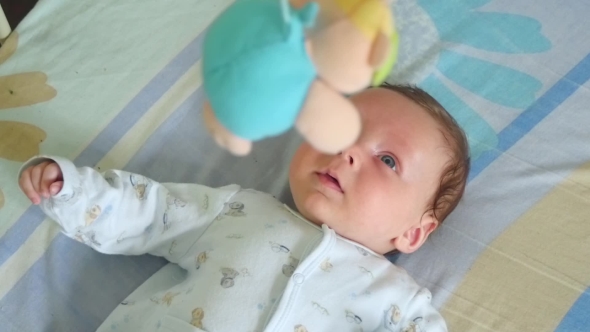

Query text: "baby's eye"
[380, 155, 396, 170]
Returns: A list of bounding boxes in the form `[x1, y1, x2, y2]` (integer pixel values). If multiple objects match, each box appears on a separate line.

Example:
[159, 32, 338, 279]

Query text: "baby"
[18, 84, 469, 332]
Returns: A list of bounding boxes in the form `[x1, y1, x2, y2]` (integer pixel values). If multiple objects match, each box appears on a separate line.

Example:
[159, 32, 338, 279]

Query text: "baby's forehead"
[353, 88, 450, 155]
[352, 88, 429, 124]
[353, 87, 410, 109]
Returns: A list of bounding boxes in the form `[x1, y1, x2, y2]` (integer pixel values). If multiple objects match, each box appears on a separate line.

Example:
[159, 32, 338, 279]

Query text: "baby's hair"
[380, 83, 471, 224]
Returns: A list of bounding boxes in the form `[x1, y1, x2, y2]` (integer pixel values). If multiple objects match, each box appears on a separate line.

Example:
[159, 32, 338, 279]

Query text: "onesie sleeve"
[397, 288, 448, 332]
[19, 156, 239, 263]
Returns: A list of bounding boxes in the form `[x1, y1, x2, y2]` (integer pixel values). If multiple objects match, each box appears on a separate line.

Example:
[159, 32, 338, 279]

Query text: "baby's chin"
[311, 216, 394, 254]
[294, 195, 395, 253]
[295, 194, 335, 225]
[295, 203, 324, 228]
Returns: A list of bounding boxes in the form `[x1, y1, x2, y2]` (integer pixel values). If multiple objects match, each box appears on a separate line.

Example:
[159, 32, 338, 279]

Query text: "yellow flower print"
[84, 205, 102, 226]
[191, 308, 205, 329]
[294, 324, 308, 332]
[161, 292, 181, 306]
[0, 32, 57, 110]
[0, 72, 56, 109]
[195, 251, 208, 270]
[0, 31, 57, 210]
[0, 121, 46, 162]
[320, 258, 333, 272]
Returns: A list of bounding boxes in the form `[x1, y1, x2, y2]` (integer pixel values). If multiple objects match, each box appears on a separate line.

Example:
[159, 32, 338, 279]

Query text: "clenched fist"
[19, 161, 64, 205]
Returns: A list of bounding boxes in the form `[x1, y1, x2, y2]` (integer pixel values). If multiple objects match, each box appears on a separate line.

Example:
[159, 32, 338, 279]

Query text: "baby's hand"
[19, 161, 64, 205]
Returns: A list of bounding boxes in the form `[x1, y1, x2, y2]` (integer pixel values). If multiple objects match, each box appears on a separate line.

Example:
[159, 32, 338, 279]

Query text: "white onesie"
[23, 156, 447, 332]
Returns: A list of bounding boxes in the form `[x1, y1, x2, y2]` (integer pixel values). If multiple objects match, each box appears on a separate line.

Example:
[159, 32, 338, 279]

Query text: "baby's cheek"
[300, 193, 333, 224]
[356, 186, 402, 226]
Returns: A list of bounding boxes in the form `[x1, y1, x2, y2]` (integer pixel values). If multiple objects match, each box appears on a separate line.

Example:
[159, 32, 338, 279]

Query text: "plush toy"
[291, 0, 399, 90]
[202, 0, 397, 155]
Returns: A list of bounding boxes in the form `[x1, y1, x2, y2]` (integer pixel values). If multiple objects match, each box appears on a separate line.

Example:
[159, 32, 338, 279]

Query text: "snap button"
[292, 273, 305, 284]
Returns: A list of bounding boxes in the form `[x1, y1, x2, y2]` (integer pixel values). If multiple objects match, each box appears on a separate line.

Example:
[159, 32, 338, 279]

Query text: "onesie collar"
[283, 204, 382, 258]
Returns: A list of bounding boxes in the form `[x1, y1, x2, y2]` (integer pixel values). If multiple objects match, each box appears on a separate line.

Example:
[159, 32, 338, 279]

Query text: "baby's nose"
[339, 150, 355, 166]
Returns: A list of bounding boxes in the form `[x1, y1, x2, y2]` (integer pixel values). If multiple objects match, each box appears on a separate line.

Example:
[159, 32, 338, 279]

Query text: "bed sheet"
[0, 0, 589, 331]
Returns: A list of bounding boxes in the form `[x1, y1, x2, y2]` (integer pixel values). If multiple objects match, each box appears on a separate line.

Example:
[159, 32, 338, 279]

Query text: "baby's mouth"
[316, 172, 343, 193]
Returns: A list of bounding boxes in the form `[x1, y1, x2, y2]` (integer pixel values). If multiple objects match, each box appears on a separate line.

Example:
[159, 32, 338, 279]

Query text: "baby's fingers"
[40, 163, 63, 198]
[49, 181, 64, 196]
[19, 168, 41, 204]
[30, 164, 44, 196]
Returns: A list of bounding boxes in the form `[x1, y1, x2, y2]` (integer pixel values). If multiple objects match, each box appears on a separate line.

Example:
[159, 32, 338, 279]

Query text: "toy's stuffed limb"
[203, 102, 252, 156]
[309, 19, 374, 93]
[369, 31, 390, 68]
[296, 79, 361, 154]
[289, 0, 310, 9]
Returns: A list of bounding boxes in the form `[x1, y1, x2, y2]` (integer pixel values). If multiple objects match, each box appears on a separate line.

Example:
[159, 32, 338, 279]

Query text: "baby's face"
[289, 88, 450, 254]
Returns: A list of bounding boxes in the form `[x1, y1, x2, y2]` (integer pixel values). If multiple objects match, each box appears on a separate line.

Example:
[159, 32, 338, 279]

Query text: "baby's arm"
[18, 156, 239, 263]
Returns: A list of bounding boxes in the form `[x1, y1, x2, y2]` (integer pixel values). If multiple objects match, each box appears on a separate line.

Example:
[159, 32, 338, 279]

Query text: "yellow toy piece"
[334, 0, 393, 39]
[292, 0, 398, 89]
[331, 0, 399, 85]
[372, 29, 399, 86]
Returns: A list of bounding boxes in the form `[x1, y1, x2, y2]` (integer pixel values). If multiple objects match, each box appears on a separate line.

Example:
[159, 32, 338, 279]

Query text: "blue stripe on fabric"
[469, 52, 590, 181]
[0, 234, 166, 332]
[74, 33, 205, 167]
[124, 88, 205, 181]
[0, 32, 205, 266]
[0, 80, 206, 331]
[555, 289, 590, 332]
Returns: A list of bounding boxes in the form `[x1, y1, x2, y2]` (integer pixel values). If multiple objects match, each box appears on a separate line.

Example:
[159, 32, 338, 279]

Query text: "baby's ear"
[393, 214, 439, 254]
